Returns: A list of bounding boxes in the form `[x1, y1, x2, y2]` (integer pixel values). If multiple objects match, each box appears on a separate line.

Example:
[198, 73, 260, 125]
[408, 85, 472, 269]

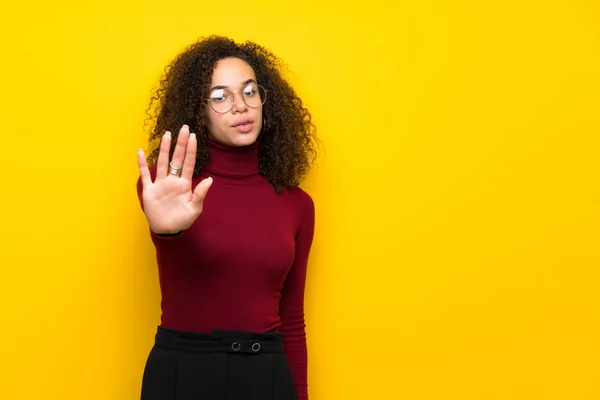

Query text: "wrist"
[149, 226, 185, 236]
[153, 230, 183, 237]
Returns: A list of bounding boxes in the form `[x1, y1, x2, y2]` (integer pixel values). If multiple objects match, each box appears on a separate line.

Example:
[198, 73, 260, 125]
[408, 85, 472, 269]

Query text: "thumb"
[191, 176, 213, 207]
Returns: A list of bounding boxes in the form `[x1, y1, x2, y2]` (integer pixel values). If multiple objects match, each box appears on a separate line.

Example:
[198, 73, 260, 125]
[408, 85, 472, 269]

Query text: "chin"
[229, 132, 259, 147]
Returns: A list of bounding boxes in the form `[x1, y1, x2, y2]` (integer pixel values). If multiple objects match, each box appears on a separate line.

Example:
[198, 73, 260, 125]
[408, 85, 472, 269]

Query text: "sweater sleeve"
[279, 190, 315, 400]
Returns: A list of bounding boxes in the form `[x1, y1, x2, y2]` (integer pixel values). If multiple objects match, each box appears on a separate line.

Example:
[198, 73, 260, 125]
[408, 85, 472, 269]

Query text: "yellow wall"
[1, 1, 599, 399]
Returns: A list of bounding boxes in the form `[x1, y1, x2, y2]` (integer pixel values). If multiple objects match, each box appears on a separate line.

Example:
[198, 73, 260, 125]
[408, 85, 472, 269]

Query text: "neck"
[204, 136, 260, 178]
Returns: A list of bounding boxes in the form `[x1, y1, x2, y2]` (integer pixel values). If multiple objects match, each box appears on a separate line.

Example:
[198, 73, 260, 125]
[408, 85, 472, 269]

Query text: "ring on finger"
[169, 162, 183, 176]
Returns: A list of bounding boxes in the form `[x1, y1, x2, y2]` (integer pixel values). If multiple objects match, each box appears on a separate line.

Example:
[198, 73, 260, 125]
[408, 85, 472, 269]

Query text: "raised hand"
[137, 125, 213, 234]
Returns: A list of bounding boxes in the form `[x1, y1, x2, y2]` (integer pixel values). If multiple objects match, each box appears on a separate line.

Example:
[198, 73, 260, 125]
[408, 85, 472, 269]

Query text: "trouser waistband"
[154, 326, 285, 354]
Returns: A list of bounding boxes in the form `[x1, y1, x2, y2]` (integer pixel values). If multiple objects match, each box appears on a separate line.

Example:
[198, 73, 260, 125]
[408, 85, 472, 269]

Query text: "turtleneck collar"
[204, 136, 260, 178]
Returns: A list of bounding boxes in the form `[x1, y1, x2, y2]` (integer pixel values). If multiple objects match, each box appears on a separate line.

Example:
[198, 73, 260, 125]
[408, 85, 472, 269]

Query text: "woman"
[136, 35, 317, 400]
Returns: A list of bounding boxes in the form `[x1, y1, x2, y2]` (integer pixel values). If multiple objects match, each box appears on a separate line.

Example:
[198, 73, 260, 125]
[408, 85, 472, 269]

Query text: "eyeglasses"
[206, 82, 267, 114]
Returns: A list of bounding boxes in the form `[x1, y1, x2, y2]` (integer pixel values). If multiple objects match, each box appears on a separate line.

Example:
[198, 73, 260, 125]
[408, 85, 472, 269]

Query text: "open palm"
[137, 125, 213, 234]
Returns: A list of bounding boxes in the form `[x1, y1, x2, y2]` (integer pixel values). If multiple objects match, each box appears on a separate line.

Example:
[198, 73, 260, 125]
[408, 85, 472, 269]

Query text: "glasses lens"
[242, 83, 266, 108]
[208, 84, 266, 113]
[209, 88, 234, 113]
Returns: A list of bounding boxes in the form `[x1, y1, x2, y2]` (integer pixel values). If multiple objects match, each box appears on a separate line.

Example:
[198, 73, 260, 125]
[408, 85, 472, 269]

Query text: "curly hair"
[143, 35, 318, 192]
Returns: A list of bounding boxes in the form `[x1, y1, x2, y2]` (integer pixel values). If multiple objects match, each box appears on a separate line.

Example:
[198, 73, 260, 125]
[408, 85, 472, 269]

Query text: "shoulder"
[283, 186, 315, 220]
[298, 188, 314, 214]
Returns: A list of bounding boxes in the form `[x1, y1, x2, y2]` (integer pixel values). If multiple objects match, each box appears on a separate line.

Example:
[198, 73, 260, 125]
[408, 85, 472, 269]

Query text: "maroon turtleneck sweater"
[136, 137, 314, 399]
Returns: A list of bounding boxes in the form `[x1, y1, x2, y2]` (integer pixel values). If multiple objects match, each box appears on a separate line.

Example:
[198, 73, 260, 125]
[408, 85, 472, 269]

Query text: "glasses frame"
[206, 84, 268, 114]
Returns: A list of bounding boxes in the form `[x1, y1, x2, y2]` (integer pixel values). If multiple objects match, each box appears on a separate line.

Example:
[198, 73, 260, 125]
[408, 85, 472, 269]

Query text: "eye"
[243, 84, 257, 97]
[210, 89, 230, 103]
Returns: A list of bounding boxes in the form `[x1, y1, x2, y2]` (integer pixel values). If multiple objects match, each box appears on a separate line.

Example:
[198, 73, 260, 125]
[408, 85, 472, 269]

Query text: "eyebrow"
[210, 79, 256, 91]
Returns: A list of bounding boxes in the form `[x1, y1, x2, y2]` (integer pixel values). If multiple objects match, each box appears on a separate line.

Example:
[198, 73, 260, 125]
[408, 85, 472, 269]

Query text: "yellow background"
[1, 0, 599, 399]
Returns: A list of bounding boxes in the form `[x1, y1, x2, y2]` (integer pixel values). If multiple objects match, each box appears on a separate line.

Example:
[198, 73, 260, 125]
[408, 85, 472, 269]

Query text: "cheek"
[205, 112, 223, 129]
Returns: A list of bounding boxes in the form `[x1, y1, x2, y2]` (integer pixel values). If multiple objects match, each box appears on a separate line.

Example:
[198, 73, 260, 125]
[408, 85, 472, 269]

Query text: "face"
[204, 57, 264, 147]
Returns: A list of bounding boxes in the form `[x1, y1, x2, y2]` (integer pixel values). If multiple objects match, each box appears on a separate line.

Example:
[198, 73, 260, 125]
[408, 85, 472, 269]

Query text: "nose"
[231, 92, 247, 113]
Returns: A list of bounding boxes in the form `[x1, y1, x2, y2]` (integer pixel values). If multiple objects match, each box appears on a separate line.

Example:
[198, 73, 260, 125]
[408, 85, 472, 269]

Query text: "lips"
[232, 118, 254, 127]
[233, 119, 254, 134]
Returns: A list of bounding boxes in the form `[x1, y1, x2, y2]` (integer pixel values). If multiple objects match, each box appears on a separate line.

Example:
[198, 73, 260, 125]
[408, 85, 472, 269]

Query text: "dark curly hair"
[143, 35, 318, 193]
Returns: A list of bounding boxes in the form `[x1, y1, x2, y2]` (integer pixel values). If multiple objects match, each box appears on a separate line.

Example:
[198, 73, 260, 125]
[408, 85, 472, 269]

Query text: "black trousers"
[141, 326, 298, 400]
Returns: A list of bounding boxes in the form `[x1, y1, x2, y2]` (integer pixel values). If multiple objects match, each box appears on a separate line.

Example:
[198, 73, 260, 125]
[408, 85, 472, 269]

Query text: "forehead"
[210, 57, 256, 86]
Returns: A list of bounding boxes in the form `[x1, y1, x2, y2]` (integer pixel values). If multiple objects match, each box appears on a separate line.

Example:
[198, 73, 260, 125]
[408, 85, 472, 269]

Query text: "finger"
[156, 131, 172, 180]
[170, 125, 190, 172]
[181, 132, 197, 181]
[137, 148, 152, 188]
[192, 177, 213, 208]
